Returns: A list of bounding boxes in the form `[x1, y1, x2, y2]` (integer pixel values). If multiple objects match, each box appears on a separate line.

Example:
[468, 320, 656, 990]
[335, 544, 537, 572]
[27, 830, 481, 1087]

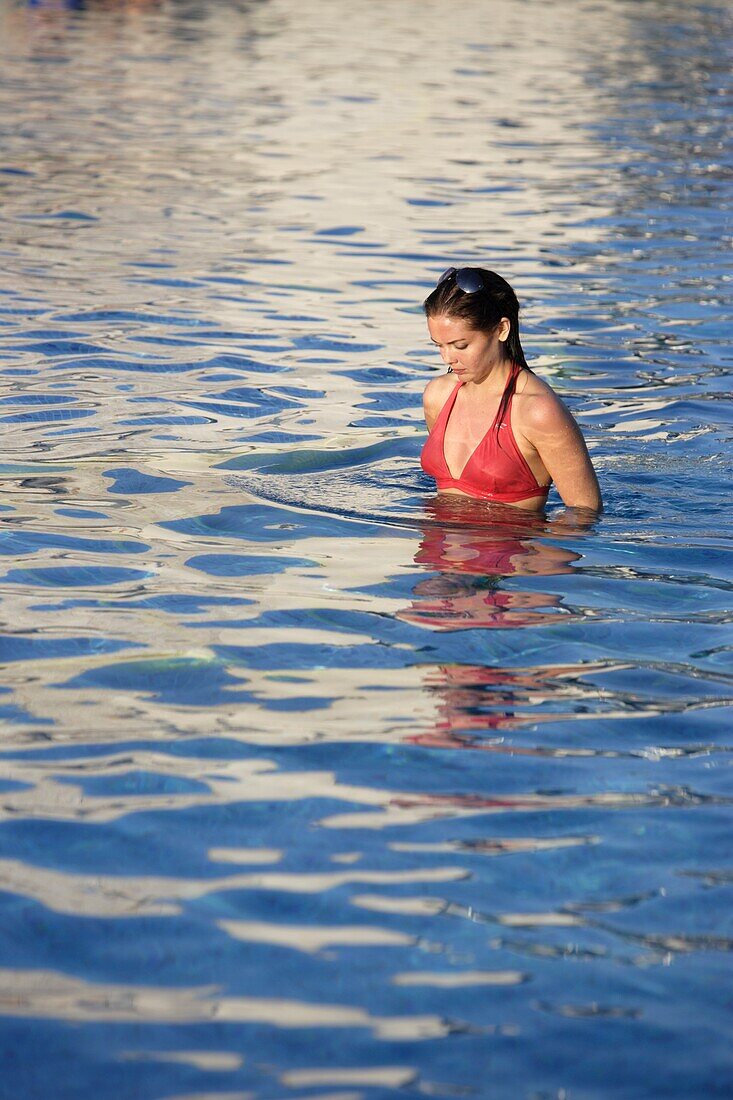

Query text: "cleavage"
[443, 388, 502, 479]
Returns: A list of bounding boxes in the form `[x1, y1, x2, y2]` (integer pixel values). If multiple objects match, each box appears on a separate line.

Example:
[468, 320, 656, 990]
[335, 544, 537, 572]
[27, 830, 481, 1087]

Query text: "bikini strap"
[492, 362, 522, 431]
[435, 380, 463, 429]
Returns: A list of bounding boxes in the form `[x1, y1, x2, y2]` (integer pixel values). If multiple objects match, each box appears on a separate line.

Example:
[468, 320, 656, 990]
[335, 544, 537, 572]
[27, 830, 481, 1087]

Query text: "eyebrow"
[430, 338, 465, 346]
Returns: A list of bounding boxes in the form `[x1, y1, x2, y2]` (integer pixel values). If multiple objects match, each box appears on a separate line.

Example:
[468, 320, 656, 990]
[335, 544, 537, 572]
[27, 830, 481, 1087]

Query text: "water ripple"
[0, 0, 731, 1096]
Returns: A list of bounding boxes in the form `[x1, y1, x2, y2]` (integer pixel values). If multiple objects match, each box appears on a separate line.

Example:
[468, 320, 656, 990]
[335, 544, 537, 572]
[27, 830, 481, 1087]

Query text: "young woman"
[421, 267, 602, 512]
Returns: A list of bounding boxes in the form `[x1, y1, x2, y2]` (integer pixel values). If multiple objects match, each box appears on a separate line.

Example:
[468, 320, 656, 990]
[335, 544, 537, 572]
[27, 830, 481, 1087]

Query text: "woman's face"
[427, 313, 510, 384]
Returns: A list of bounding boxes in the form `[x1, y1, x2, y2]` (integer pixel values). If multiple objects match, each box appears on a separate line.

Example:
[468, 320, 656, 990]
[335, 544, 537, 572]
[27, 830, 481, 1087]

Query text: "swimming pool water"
[0, 1, 731, 1097]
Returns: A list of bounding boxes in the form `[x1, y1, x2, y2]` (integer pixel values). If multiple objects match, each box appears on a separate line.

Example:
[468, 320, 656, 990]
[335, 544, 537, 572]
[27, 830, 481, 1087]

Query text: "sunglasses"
[437, 266, 485, 294]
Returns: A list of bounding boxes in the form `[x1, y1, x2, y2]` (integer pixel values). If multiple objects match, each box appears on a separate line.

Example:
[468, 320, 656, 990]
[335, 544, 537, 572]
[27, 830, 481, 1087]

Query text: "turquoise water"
[0, 0, 731, 1096]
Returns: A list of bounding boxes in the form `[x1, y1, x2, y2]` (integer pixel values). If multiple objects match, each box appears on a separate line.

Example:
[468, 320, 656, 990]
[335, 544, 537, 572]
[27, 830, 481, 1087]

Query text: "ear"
[497, 317, 511, 343]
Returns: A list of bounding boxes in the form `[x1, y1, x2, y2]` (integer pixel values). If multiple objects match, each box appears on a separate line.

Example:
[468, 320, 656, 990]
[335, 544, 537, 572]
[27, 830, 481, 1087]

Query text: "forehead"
[427, 314, 479, 343]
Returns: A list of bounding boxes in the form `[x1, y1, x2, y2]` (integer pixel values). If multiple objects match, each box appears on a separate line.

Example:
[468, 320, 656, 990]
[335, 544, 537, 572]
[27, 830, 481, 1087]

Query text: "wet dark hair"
[423, 267, 529, 369]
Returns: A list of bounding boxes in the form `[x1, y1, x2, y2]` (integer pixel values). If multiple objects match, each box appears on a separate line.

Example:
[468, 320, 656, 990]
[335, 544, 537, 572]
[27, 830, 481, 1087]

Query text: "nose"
[440, 346, 455, 367]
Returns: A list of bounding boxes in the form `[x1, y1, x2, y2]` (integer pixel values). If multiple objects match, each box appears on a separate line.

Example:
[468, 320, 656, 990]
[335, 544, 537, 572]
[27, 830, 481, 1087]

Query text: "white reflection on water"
[0, 967, 453, 1038]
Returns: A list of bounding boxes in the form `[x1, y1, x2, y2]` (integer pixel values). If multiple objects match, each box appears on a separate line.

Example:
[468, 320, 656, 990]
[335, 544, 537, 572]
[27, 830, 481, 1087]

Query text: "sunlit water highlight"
[0, 0, 731, 1097]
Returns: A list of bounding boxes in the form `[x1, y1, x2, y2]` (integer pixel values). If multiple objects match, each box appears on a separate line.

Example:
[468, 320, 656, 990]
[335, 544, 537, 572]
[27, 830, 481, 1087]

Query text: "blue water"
[0, 0, 731, 1097]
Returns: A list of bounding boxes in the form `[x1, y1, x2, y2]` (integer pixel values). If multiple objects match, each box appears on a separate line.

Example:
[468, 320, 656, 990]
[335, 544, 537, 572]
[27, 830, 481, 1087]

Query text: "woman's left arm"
[522, 394, 602, 511]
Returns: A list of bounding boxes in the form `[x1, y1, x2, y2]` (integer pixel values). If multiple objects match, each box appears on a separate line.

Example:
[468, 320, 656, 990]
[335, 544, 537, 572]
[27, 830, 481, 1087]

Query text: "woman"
[421, 267, 601, 511]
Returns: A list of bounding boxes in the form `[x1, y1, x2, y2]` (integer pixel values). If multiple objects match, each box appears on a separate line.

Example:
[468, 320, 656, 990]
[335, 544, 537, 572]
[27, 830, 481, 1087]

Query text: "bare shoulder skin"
[422, 372, 456, 432]
[512, 371, 602, 512]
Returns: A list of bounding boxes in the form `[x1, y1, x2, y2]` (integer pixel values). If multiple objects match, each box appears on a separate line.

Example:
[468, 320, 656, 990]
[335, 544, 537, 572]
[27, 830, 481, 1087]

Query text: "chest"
[442, 391, 506, 475]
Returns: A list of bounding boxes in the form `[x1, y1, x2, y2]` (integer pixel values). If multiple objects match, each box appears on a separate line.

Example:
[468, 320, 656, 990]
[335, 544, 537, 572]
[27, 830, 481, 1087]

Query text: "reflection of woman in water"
[399, 496, 586, 751]
[421, 267, 602, 512]
[399, 496, 581, 631]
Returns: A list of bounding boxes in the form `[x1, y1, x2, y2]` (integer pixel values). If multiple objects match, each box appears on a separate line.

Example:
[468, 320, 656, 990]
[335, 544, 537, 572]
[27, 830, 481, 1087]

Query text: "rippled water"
[0, 0, 731, 1096]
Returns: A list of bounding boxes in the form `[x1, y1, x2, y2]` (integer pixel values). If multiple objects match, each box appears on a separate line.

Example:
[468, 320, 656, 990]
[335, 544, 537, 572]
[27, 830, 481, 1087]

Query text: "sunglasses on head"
[437, 267, 485, 294]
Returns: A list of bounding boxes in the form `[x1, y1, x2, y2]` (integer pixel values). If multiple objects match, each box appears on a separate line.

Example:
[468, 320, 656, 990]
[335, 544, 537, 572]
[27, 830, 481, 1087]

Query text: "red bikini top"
[420, 363, 550, 504]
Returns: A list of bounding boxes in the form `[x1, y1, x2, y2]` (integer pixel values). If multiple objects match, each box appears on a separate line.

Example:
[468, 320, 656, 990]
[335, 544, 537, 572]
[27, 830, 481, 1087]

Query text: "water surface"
[0, 1, 731, 1097]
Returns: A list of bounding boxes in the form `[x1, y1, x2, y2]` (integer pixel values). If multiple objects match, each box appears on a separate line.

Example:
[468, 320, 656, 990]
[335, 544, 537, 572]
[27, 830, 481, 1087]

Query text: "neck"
[464, 358, 516, 392]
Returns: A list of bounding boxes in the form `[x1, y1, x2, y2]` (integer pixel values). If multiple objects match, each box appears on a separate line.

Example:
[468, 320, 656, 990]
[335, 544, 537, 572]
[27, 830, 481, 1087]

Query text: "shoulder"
[514, 372, 578, 440]
[423, 372, 456, 419]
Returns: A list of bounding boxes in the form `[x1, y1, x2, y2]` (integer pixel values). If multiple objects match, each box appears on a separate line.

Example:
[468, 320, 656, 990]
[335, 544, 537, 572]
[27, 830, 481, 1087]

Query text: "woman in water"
[421, 267, 602, 512]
